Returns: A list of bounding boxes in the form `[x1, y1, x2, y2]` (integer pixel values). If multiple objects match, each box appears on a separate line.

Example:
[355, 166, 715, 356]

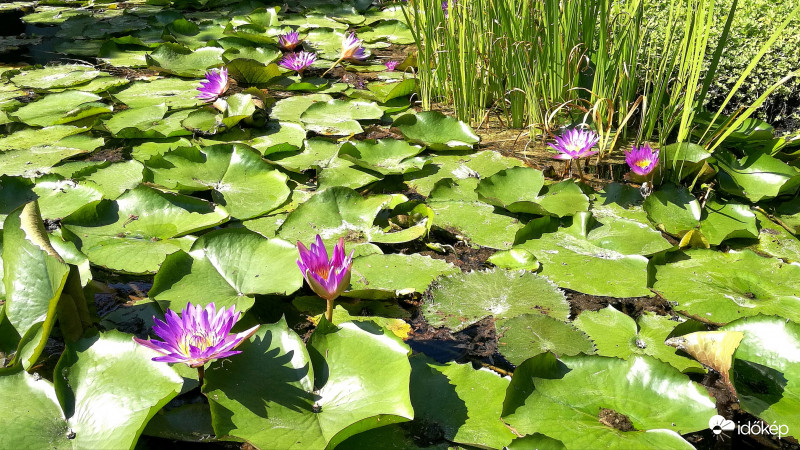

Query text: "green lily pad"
[317, 157, 384, 191]
[429, 201, 523, 249]
[654, 249, 800, 323]
[69, 160, 144, 200]
[113, 77, 203, 109]
[269, 93, 333, 123]
[338, 139, 427, 175]
[516, 220, 653, 298]
[498, 314, 595, 365]
[423, 269, 569, 331]
[277, 186, 398, 243]
[487, 248, 540, 271]
[502, 354, 717, 449]
[246, 121, 307, 155]
[405, 150, 525, 196]
[716, 149, 800, 202]
[0, 331, 183, 449]
[10, 64, 106, 90]
[347, 253, 459, 299]
[590, 184, 673, 256]
[33, 176, 103, 220]
[475, 167, 545, 212]
[150, 228, 303, 313]
[751, 211, 800, 263]
[146, 144, 290, 220]
[10, 91, 109, 127]
[300, 99, 383, 136]
[643, 183, 701, 237]
[660, 142, 714, 181]
[146, 43, 225, 77]
[360, 20, 414, 44]
[574, 306, 704, 373]
[104, 103, 191, 139]
[721, 315, 800, 435]
[393, 111, 479, 151]
[0, 125, 86, 151]
[2, 202, 72, 369]
[60, 185, 229, 274]
[226, 59, 282, 86]
[409, 355, 516, 449]
[0, 134, 103, 178]
[699, 199, 758, 246]
[204, 318, 413, 450]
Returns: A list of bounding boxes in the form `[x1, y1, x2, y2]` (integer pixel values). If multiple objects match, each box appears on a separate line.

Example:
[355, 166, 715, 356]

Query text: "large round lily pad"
[61, 185, 229, 274]
[502, 354, 717, 449]
[653, 249, 800, 323]
[150, 228, 303, 313]
[204, 318, 413, 450]
[423, 269, 569, 331]
[347, 253, 459, 299]
[393, 111, 479, 151]
[146, 144, 290, 220]
[409, 355, 516, 449]
[338, 139, 428, 175]
[498, 314, 595, 365]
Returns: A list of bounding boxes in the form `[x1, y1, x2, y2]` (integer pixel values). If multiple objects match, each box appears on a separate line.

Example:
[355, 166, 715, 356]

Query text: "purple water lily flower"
[279, 51, 317, 75]
[341, 32, 367, 61]
[549, 128, 600, 160]
[133, 302, 258, 368]
[297, 235, 354, 322]
[279, 31, 302, 51]
[625, 143, 659, 176]
[384, 60, 399, 71]
[196, 67, 229, 102]
[442, 0, 450, 18]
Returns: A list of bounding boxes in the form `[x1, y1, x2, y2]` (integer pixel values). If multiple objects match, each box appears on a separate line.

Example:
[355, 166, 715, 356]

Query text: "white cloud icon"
[709, 415, 735, 435]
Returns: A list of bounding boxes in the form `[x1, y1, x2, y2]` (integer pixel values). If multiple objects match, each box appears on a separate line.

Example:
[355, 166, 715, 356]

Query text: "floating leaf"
[10, 64, 105, 90]
[716, 149, 800, 202]
[654, 249, 800, 323]
[393, 111, 479, 150]
[10, 91, 108, 127]
[150, 228, 302, 312]
[146, 43, 225, 77]
[347, 253, 459, 299]
[575, 306, 704, 373]
[498, 314, 594, 365]
[643, 182, 701, 237]
[60, 185, 228, 274]
[146, 144, 290, 220]
[0, 331, 183, 449]
[404, 150, 524, 196]
[300, 99, 383, 136]
[503, 354, 717, 449]
[409, 355, 516, 449]
[204, 318, 413, 450]
[423, 269, 569, 331]
[429, 201, 523, 249]
[338, 139, 428, 175]
[487, 248, 539, 271]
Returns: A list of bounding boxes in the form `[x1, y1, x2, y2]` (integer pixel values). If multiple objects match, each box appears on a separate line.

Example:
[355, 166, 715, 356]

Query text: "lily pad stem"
[322, 57, 345, 77]
[197, 365, 205, 387]
[325, 298, 334, 322]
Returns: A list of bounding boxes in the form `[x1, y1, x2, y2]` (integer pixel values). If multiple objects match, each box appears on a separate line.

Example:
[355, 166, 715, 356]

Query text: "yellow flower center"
[179, 332, 215, 355]
[635, 159, 652, 168]
[314, 267, 330, 280]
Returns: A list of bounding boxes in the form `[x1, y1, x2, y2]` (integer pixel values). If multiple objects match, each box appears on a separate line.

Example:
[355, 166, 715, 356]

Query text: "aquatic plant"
[297, 235, 354, 323]
[385, 60, 400, 71]
[278, 31, 301, 51]
[279, 51, 317, 75]
[625, 143, 659, 176]
[134, 302, 258, 383]
[196, 67, 229, 102]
